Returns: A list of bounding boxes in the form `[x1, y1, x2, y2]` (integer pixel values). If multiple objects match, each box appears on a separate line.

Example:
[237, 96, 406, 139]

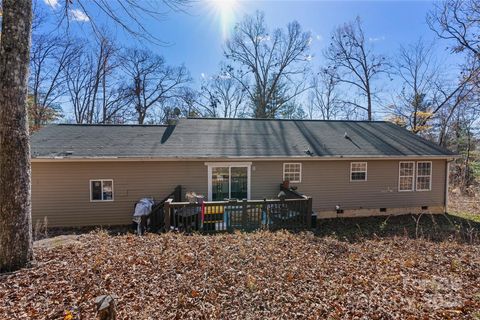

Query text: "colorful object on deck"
[203, 205, 225, 223]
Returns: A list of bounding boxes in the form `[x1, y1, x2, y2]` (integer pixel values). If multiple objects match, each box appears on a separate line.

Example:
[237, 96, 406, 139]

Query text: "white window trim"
[90, 179, 114, 202]
[283, 163, 302, 183]
[416, 161, 432, 191]
[350, 162, 368, 182]
[205, 162, 251, 201]
[398, 161, 415, 192]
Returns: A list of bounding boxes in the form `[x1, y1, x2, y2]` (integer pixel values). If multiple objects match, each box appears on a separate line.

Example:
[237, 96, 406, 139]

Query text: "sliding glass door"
[230, 167, 248, 199]
[211, 167, 230, 201]
[208, 163, 250, 201]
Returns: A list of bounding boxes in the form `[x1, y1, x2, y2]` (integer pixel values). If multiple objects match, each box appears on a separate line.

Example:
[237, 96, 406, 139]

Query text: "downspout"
[444, 158, 454, 213]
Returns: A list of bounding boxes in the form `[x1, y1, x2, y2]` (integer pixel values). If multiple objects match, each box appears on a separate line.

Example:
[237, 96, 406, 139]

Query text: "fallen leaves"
[0, 230, 479, 319]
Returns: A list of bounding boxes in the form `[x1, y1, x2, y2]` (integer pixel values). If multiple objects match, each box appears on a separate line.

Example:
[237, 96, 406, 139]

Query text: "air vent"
[336, 209, 344, 214]
[421, 206, 428, 210]
[379, 208, 387, 213]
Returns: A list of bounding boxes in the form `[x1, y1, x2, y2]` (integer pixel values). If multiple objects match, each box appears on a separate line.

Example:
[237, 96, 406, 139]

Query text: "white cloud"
[218, 73, 231, 80]
[256, 35, 270, 42]
[368, 36, 386, 42]
[44, 0, 59, 9]
[201, 72, 206, 79]
[316, 34, 323, 41]
[70, 9, 90, 22]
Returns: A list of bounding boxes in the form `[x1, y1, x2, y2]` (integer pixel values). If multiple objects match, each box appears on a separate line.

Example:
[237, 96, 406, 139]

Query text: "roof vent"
[344, 132, 349, 139]
[65, 151, 74, 156]
[304, 148, 314, 156]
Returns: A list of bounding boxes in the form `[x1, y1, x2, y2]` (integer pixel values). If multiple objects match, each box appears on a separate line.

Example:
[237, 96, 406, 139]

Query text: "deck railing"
[148, 185, 182, 232]
[164, 197, 312, 233]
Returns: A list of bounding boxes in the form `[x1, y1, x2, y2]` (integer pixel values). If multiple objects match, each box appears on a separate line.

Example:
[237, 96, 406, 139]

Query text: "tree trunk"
[366, 84, 372, 121]
[138, 112, 145, 125]
[0, 0, 33, 272]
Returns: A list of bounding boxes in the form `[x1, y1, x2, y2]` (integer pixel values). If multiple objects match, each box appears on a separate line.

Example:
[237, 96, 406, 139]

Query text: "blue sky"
[39, 0, 463, 119]
[42, 0, 459, 80]
[140, 0, 458, 82]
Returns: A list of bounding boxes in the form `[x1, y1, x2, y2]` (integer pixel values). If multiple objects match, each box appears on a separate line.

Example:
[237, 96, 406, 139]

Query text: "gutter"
[30, 155, 460, 162]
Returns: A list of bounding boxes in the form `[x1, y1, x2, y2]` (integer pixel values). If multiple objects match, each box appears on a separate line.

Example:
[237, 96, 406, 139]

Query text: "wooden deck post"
[306, 197, 313, 229]
[164, 199, 173, 231]
[262, 199, 268, 229]
[242, 199, 247, 229]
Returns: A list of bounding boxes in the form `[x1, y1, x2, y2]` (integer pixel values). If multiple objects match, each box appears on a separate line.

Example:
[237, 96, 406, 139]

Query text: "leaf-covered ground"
[1, 231, 479, 319]
[450, 193, 480, 223]
[316, 213, 480, 244]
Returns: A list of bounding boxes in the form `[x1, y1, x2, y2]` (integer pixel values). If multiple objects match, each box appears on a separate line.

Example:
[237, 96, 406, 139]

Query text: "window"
[90, 180, 114, 201]
[416, 162, 432, 191]
[350, 162, 367, 181]
[399, 162, 415, 191]
[206, 162, 251, 201]
[283, 163, 302, 183]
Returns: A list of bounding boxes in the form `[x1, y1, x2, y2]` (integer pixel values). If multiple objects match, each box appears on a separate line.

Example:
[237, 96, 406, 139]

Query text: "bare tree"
[389, 39, 477, 138]
[388, 40, 442, 133]
[324, 17, 389, 120]
[425, 0, 480, 146]
[436, 88, 477, 143]
[0, 0, 33, 272]
[65, 47, 96, 124]
[176, 88, 203, 118]
[198, 72, 247, 118]
[425, 1, 480, 193]
[90, 34, 127, 124]
[427, 0, 479, 60]
[428, 0, 480, 109]
[55, 0, 190, 45]
[437, 99, 479, 190]
[427, 0, 480, 104]
[435, 76, 478, 145]
[0, 0, 192, 273]
[28, 34, 80, 130]
[64, 33, 129, 124]
[309, 67, 344, 120]
[224, 11, 311, 118]
[120, 48, 191, 124]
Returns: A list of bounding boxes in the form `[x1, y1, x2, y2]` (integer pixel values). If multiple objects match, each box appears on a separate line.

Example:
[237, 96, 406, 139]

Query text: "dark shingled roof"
[31, 118, 455, 159]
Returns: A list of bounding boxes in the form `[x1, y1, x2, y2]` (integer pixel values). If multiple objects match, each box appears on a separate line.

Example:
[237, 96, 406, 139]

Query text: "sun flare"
[207, 0, 240, 39]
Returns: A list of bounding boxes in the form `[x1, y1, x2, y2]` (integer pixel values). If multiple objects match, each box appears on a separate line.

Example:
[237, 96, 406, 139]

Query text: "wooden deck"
[164, 197, 313, 233]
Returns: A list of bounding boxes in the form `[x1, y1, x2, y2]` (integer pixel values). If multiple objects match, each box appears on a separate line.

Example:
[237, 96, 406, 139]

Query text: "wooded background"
[29, 0, 479, 192]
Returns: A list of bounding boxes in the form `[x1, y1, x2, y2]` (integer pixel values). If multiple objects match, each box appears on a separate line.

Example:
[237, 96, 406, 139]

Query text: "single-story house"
[31, 118, 456, 227]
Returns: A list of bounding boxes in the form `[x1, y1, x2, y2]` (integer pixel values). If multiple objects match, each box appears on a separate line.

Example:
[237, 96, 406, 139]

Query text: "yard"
[1, 213, 480, 319]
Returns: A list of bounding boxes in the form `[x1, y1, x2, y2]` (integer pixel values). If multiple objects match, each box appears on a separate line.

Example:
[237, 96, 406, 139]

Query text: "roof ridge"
[185, 117, 388, 123]
[51, 119, 389, 126]
[55, 123, 169, 127]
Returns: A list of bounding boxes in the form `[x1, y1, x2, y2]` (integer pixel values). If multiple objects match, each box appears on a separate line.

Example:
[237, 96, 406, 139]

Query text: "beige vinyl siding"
[32, 161, 207, 227]
[314, 159, 445, 210]
[252, 160, 446, 212]
[252, 160, 446, 211]
[32, 159, 447, 227]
